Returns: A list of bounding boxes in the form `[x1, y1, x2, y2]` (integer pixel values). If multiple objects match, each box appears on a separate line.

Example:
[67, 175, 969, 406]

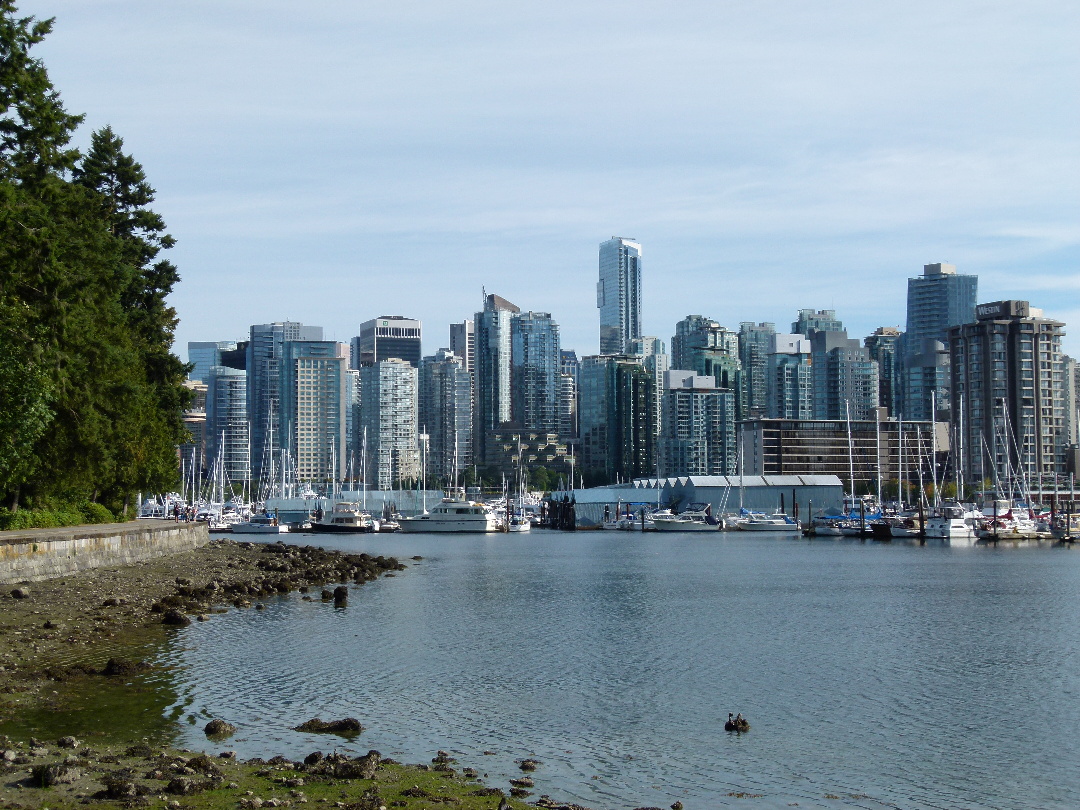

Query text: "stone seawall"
[0, 520, 209, 584]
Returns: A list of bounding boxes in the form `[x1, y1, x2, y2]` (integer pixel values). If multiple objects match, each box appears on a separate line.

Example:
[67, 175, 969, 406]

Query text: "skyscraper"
[597, 237, 642, 354]
[767, 334, 814, 419]
[670, 316, 741, 393]
[449, 319, 475, 385]
[205, 366, 249, 484]
[809, 330, 879, 421]
[559, 350, 580, 440]
[628, 336, 669, 447]
[864, 327, 903, 417]
[277, 340, 349, 484]
[949, 300, 1065, 489]
[579, 354, 656, 483]
[905, 263, 977, 421]
[659, 370, 736, 476]
[419, 349, 472, 481]
[739, 322, 776, 420]
[511, 312, 561, 432]
[359, 358, 420, 490]
[351, 316, 422, 369]
[474, 293, 520, 462]
[792, 309, 843, 337]
[247, 321, 323, 487]
[188, 341, 238, 383]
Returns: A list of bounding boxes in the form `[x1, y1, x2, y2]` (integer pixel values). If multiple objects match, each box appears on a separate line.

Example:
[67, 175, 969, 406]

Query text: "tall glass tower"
[511, 312, 561, 432]
[474, 293, 520, 463]
[905, 263, 977, 421]
[597, 237, 642, 354]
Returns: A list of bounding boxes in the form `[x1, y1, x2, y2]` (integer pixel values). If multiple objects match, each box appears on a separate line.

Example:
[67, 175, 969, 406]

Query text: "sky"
[21, 0, 1080, 358]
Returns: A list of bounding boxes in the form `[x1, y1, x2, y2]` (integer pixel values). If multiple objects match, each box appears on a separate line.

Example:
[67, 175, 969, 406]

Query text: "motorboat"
[870, 515, 921, 540]
[232, 513, 289, 534]
[397, 491, 502, 533]
[737, 512, 799, 532]
[807, 514, 845, 536]
[310, 502, 376, 533]
[506, 513, 532, 533]
[652, 503, 720, 532]
[923, 503, 978, 544]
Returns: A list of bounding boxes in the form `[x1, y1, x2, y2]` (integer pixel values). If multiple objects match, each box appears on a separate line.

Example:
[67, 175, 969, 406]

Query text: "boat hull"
[398, 517, 501, 533]
[652, 519, 718, 532]
[310, 523, 375, 533]
[232, 524, 289, 534]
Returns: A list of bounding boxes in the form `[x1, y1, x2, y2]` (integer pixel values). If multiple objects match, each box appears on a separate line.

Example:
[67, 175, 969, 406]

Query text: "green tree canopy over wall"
[0, 1, 191, 516]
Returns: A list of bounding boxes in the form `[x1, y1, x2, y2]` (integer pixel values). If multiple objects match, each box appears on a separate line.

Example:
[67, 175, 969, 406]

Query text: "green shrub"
[0, 503, 116, 531]
[78, 501, 116, 524]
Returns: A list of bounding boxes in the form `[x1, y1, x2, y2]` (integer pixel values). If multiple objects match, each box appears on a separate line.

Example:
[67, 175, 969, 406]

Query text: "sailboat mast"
[957, 393, 964, 501]
[899, 413, 905, 507]
[875, 410, 882, 508]
[931, 391, 939, 507]
[845, 400, 855, 501]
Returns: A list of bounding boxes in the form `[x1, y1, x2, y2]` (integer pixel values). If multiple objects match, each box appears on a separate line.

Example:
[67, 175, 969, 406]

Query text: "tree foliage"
[0, 3, 190, 515]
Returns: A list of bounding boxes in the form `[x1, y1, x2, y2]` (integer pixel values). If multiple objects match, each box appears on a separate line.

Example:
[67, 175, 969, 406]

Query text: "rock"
[10, 588, 29, 599]
[186, 754, 223, 777]
[220, 751, 237, 759]
[166, 776, 205, 795]
[293, 717, 363, 734]
[333, 750, 380, 780]
[197, 614, 210, 622]
[161, 609, 191, 627]
[303, 751, 324, 766]
[203, 718, 236, 739]
[1, 750, 16, 763]
[519, 758, 541, 772]
[320, 589, 333, 601]
[31, 763, 82, 787]
[671, 803, 684, 810]
[100, 773, 139, 799]
[57, 735, 80, 749]
[333, 586, 348, 607]
[510, 777, 534, 788]
[510, 787, 532, 798]
[102, 658, 149, 677]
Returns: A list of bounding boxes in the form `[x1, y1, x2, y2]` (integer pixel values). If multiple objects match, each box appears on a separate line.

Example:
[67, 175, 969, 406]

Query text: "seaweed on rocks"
[294, 717, 363, 734]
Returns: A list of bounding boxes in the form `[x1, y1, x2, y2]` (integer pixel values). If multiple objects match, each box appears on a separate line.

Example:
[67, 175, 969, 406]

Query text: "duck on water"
[725, 712, 750, 732]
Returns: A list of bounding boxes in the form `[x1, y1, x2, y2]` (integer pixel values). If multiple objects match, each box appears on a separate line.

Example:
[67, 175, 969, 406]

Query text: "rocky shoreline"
[0, 539, 405, 698]
[0, 539, 617, 810]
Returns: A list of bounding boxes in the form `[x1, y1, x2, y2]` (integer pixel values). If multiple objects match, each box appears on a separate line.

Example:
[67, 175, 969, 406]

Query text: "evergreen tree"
[1, 3, 191, 516]
[0, 1, 82, 183]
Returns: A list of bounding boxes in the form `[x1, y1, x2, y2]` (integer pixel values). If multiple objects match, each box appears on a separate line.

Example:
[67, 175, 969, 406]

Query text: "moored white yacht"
[651, 503, 720, 532]
[232, 512, 289, 534]
[397, 490, 502, 533]
[923, 503, 979, 544]
[737, 512, 799, 532]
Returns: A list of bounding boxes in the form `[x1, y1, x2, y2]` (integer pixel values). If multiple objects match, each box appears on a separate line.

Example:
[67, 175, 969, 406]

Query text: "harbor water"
[156, 530, 1079, 809]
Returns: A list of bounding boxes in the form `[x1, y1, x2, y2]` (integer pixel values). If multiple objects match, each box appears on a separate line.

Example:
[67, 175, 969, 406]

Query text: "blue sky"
[23, 1, 1080, 357]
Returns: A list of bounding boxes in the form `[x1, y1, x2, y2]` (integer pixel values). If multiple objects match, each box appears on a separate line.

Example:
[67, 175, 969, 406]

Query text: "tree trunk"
[10, 485, 20, 513]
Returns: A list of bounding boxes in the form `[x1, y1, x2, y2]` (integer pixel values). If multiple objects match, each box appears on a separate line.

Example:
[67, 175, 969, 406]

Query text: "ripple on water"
[152, 533, 1080, 809]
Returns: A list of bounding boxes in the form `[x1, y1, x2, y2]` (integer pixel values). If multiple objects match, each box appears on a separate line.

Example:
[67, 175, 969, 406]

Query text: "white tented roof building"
[555, 475, 844, 527]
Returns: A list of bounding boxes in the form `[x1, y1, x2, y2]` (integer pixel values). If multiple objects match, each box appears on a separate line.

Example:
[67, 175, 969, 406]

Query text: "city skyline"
[23, 1, 1078, 357]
